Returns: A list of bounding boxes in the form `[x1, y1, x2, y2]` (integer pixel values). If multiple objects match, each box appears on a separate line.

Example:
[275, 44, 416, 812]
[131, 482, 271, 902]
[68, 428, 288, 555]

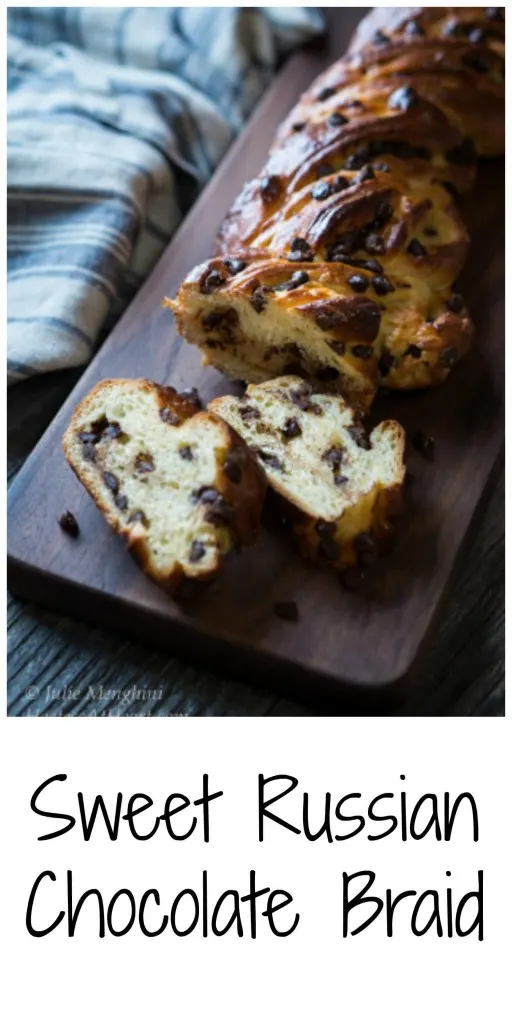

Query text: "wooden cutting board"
[7, 8, 504, 707]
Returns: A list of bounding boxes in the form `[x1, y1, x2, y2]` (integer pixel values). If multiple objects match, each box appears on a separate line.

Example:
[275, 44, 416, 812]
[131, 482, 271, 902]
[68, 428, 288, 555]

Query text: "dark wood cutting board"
[7, 8, 504, 707]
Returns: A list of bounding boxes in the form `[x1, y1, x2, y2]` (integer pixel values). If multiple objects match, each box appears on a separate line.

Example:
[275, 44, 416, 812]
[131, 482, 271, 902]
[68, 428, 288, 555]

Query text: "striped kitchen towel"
[7, 6, 324, 384]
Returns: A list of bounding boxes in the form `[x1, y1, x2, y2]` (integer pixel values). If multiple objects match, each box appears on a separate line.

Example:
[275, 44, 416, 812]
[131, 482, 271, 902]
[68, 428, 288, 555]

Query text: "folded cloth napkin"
[7, 6, 324, 384]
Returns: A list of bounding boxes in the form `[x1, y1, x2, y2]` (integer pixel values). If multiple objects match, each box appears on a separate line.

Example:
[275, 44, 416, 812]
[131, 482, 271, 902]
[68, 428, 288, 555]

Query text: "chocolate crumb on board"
[189, 539, 206, 563]
[412, 430, 435, 460]
[273, 600, 299, 622]
[59, 511, 80, 538]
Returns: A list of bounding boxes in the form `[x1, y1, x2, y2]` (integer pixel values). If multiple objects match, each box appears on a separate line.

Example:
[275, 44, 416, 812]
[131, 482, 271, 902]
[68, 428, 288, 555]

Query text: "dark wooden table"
[7, 368, 504, 717]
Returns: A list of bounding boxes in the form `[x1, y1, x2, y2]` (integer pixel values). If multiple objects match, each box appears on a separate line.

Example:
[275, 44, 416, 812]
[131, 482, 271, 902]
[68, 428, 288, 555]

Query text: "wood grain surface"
[7, 8, 504, 712]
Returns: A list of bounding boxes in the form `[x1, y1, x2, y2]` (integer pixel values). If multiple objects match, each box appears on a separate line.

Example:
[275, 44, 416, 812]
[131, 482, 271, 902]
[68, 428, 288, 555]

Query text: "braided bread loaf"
[168, 7, 504, 409]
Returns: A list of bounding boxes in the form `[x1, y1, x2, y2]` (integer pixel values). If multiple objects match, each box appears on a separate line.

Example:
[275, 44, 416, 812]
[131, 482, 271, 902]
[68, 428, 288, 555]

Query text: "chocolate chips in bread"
[168, 6, 503, 401]
[209, 376, 406, 571]
[63, 379, 266, 592]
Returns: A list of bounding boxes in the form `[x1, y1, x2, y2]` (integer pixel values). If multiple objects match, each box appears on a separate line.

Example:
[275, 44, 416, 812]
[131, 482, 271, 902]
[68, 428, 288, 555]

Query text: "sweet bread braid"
[168, 7, 504, 407]
[63, 379, 266, 592]
[210, 377, 406, 571]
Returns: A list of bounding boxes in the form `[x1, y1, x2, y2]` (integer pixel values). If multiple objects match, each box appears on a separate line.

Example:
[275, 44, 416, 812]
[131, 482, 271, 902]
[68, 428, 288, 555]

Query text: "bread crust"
[63, 379, 266, 594]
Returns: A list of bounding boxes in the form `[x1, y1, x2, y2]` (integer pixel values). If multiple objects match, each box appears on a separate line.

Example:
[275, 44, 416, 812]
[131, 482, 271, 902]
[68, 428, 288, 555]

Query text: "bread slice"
[63, 379, 266, 592]
[210, 376, 405, 571]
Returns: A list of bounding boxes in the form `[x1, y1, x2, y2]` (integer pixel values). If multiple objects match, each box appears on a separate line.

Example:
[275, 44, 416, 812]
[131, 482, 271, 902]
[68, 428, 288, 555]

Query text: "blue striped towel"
[7, 6, 324, 384]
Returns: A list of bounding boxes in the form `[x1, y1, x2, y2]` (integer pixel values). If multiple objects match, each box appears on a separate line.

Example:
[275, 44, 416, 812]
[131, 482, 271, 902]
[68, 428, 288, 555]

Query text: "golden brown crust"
[63, 379, 266, 594]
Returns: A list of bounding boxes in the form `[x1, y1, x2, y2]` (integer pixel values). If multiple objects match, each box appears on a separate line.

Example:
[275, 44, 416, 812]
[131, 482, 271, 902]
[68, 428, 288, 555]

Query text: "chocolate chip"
[260, 175, 281, 201]
[378, 352, 394, 377]
[114, 493, 129, 511]
[329, 340, 346, 355]
[374, 201, 393, 226]
[343, 257, 384, 273]
[316, 162, 334, 179]
[179, 445, 194, 461]
[407, 237, 427, 256]
[356, 164, 375, 183]
[364, 232, 385, 254]
[328, 230, 360, 259]
[412, 430, 435, 460]
[202, 311, 224, 329]
[287, 270, 309, 289]
[322, 446, 344, 470]
[291, 121, 306, 132]
[316, 85, 336, 101]
[447, 293, 464, 313]
[281, 417, 302, 440]
[160, 407, 180, 425]
[347, 273, 369, 293]
[334, 474, 349, 487]
[204, 497, 233, 526]
[82, 442, 96, 462]
[282, 361, 304, 378]
[404, 20, 424, 36]
[318, 535, 340, 561]
[348, 425, 371, 450]
[314, 520, 336, 539]
[352, 344, 373, 360]
[91, 415, 109, 434]
[291, 236, 311, 253]
[59, 511, 79, 538]
[290, 382, 313, 411]
[316, 366, 340, 382]
[134, 453, 155, 474]
[468, 27, 485, 43]
[273, 600, 299, 622]
[424, 227, 438, 237]
[180, 387, 202, 409]
[355, 531, 377, 566]
[250, 286, 268, 313]
[78, 430, 99, 445]
[405, 344, 422, 359]
[128, 510, 148, 527]
[462, 53, 490, 73]
[256, 449, 284, 471]
[373, 162, 391, 173]
[311, 181, 331, 200]
[102, 422, 122, 441]
[327, 111, 348, 127]
[485, 7, 504, 20]
[200, 269, 224, 294]
[223, 258, 247, 275]
[441, 346, 458, 368]
[288, 237, 314, 262]
[445, 137, 477, 166]
[103, 471, 119, 493]
[443, 18, 461, 36]
[388, 85, 420, 111]
[373, 29, 390, 46]
[372, 275, 394, 295]
[189, 540, 206, 563]
[239, 404, 261, 422]
[192, 487, 219, 505]
[223, 451, 242, 483]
